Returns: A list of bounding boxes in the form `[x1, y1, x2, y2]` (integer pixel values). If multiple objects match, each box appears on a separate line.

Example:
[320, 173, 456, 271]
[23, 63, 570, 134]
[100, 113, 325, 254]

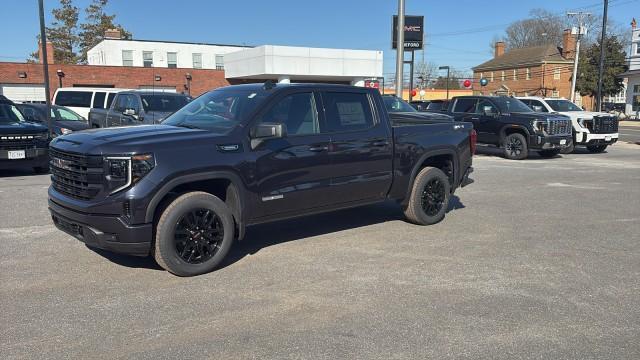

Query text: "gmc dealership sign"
[392, 15, 424, 50]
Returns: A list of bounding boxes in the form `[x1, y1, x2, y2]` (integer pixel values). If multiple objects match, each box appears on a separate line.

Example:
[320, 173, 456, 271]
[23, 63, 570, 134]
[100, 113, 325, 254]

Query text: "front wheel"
[538, 149, 561, 158]
[154, 192, 235, 276]
[403, 167, 451, 225]
[503, 133, 528, 160]
[560, 139, 575, 154]
[586, 144, 608, 153]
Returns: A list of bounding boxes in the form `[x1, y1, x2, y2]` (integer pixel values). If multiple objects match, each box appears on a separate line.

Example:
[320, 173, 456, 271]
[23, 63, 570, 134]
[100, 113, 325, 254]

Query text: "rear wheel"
[586, 144, 608, 153]
[539, 149, 561, 158]
[154, 191, 235, 276]
[503, 133, 528, 160]
[403, 167, 451, 225]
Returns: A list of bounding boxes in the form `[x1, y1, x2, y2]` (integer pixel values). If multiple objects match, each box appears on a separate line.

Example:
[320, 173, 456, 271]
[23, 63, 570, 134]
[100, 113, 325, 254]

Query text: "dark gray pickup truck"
[48, 83, 475, 276]
[88, 91, 189, 128]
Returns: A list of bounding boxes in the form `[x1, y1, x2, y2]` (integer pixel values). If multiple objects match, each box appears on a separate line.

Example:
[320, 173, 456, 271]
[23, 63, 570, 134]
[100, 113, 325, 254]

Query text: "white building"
[621, 19, 640, 117]
[86, 30, 383, 87]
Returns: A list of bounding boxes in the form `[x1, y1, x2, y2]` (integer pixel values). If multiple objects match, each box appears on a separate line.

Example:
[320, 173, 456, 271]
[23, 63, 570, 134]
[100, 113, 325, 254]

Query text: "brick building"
[472, 30, 580, 102]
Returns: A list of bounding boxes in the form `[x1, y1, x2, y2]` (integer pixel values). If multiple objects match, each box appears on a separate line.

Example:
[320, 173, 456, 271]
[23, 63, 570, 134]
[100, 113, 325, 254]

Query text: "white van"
[52, 88, 131, 119]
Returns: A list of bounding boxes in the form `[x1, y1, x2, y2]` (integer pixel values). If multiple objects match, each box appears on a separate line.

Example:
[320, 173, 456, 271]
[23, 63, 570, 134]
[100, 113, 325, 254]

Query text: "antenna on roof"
[263, 80, 276, 90]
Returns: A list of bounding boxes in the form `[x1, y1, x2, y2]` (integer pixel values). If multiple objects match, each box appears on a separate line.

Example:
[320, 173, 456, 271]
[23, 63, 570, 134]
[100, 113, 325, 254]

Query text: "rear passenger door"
[321, 90, 393, 204]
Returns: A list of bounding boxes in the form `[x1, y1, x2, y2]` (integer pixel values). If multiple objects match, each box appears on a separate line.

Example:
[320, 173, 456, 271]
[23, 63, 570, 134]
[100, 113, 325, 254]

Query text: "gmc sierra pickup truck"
[517, 97, 618, 153]
[1, 97, 50, 173]
[88, 91, 189, 128]
[445, 96, 572, 160]
[48, 83, 475, 276]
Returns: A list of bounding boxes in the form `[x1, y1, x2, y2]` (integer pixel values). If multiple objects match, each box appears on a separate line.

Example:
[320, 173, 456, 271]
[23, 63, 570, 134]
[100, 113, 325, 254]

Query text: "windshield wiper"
[173, 122, 201, 130]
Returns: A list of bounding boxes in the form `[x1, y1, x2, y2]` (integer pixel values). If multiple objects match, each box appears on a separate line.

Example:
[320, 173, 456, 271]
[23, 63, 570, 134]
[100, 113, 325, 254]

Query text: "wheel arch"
[145, 171, 248, 240]
[403, 148, 459, 205]
[500, 125, 530, 145]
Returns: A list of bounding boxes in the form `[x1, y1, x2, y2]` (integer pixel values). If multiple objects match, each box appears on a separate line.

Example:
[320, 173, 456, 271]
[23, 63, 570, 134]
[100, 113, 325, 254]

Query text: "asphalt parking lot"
[1, 142, 639, 359]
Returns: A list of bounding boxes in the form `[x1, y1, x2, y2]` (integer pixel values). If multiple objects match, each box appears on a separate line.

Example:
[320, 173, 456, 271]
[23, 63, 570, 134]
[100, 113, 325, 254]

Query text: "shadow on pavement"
[0, 167, 47, 178]
[89, 196, 465, 272]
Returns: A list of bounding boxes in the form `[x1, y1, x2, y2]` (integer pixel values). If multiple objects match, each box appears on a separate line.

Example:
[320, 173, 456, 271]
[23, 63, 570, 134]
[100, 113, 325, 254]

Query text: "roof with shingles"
[473, 44, 572, 71]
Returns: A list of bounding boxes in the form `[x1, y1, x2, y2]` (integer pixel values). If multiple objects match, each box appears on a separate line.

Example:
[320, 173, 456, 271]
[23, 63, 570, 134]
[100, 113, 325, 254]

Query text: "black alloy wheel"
[503, 133, 528, 160]
[174, 208, 224, 264]
[421, 177, 446, 217]
[506, 136, 524, 158]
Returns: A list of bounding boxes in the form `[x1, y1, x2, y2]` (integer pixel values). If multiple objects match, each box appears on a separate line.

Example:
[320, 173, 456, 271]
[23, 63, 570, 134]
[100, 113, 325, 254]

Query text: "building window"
[192, 53, 202, 69]
[553, 67, 561, 80]
[552, 90, 560, 98]
[633, 85, 640, 93]
[526, 68, 531, 80]
[122, 50, 133, 66]
[501, 71, 505, 81]
[167, 52, 177, 68]
[513, 69, 517, 80]
[490, 72, 494, 82]
[215, 55, 224, 70]
[143, 51, 153, 67]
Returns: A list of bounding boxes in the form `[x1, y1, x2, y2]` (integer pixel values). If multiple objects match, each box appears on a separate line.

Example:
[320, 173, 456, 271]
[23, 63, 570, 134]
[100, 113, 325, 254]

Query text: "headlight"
[60, 128, 72, 134]
[531, 119, 548, 134]
[104, 153, 155, 194]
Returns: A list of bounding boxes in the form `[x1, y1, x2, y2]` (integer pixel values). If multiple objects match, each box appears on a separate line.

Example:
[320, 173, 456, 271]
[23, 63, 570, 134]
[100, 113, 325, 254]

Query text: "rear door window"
[322, 92, 374, 133]
[54, 91, 92, 107]
[452, 98, 478, 113]
[92, 92, 106, 108]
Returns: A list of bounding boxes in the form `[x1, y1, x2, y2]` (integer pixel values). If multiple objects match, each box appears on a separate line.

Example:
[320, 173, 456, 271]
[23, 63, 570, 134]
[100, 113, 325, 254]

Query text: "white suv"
[517, 97, 618, 153]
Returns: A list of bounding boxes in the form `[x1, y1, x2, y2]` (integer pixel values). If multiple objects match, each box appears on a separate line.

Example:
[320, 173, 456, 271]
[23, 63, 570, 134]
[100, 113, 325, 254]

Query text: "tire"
[33, 166, 48, 174]
[403, 167, 451, 225]
[538, 149, 561, 158]
[154, 191, 235, 276]
[586, 144, 608, 153]
[560, 139, 575, 154]
[503, 133, 528, 160]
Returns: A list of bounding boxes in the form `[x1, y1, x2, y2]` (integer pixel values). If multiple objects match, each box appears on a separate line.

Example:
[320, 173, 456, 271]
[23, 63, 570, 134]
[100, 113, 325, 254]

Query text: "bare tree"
[503, 9, 569, 50]
[414, 61, 438, 88]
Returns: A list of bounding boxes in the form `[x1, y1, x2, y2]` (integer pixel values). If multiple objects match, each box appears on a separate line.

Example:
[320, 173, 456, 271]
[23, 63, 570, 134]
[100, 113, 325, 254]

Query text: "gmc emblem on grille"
[52, 158, 73, 170]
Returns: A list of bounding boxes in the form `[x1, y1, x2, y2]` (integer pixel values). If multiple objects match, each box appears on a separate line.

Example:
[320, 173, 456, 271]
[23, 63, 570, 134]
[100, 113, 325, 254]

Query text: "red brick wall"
[472, 63, 574, 98]
[0, 62, 230, 99]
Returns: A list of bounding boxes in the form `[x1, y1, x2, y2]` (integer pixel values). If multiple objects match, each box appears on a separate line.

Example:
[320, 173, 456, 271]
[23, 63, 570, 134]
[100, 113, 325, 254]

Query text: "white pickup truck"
[517, 97, 618, 153]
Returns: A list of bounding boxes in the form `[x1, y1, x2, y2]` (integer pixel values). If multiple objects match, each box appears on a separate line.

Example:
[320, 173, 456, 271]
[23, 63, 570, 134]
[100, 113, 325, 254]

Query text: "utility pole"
[395, 0, 405, 98]
[596, 0, 609, 112]
[38, 0, 52, 137]
[567, 11, 591, 103]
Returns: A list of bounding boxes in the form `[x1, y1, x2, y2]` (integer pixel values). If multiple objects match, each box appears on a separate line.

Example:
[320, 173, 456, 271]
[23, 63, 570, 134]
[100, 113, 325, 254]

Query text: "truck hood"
[146, 111, 174, 123]
[50, 124, 220, 155]
[0, 121, 48, 134]
[554, 111, 611, 120]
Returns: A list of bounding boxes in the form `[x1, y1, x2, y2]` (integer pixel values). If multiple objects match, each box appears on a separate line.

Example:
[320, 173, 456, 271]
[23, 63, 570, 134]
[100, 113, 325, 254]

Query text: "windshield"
[53, 106, 84, 121]
[141, 95, 189, 112]
[0, 103, 26, 124]
[162, 89, 267, 133]
[492, 97, 533, 113]
[545, 99, 582, 112]
[383, 97, 417, 113]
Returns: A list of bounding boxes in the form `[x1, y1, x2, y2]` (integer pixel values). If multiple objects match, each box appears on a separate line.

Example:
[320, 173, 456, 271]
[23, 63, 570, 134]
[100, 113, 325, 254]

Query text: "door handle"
[308, 145, 328, 152]
[371, 140, 389, 147]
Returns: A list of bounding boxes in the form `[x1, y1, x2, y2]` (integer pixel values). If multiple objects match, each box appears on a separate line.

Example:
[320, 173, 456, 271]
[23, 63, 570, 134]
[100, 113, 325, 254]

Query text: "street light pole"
[596, 0, 609, 112]
[395, 0, 405, 98]
[439, 66, 450, 100]
[38, 0, 52, 137]
[567, 11, 591, 103]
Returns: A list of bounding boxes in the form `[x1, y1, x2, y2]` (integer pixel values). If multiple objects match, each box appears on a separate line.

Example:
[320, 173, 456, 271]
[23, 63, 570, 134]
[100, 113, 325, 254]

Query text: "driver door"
[107, 95, 126, 127]
[250, 91, 334, 219]
[474, 99, 500, 144]
[120, 95, 141, 126]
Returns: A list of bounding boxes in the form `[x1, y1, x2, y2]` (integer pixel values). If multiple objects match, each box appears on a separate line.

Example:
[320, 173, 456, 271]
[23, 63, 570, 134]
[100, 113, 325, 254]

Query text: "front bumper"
[0, 148, 48, 170]
[49, 198, 152, 257]
[576, 132, 619, 145]
[528, 134, 572, 150]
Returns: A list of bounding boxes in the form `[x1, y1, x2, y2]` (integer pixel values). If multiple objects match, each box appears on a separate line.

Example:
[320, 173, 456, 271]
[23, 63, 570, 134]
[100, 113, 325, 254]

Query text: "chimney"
[494, 41, 505, 58]
[38, 41, 55, 64]
[563, 29, 576, 60]
[104, 28, 122, 39]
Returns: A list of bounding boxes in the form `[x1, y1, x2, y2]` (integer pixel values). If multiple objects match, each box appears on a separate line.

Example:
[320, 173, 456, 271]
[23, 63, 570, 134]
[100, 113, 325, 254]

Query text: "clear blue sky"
[1, 0, 638, 78]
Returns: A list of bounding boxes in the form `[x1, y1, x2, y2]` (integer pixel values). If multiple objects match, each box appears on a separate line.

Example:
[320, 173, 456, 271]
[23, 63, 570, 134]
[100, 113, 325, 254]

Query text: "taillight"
[470, 129, 477, 156]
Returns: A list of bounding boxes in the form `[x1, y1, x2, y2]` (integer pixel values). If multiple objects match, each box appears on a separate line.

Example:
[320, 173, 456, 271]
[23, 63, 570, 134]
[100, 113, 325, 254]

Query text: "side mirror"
[483, 106, 496, 116]
[532, 105, 543, 112]
[123, 108, 137, 116]
[250, 123, 286, 149]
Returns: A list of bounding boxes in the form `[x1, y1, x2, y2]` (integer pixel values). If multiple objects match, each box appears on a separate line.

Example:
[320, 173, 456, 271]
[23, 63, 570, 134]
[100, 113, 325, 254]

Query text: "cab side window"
[476, 99, 498, 114]
[258, 92, 320, 136]
[322, 92, 374, 132]
[113, 95, 127, 112]
[453, 98, 477, 113]
[530, 100, 548, 112]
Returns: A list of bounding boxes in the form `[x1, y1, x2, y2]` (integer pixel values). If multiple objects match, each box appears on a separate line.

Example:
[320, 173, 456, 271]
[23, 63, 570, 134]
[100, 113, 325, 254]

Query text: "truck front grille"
[547, 119, 571, 136]
[0, 134, 39, 151]
[50, 148, 104, 201]
[591, 116, 618, 134]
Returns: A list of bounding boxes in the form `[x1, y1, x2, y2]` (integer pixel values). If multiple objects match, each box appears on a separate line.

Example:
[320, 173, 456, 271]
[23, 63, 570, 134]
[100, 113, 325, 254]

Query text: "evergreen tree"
[576, 36, 627, 98]
[29, 0, 80, 64]
[79, 0, 132, 63]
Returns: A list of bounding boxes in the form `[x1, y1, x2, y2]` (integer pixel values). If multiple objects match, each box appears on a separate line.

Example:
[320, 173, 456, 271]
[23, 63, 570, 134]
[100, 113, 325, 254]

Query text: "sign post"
[393, 15, 424, 101]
